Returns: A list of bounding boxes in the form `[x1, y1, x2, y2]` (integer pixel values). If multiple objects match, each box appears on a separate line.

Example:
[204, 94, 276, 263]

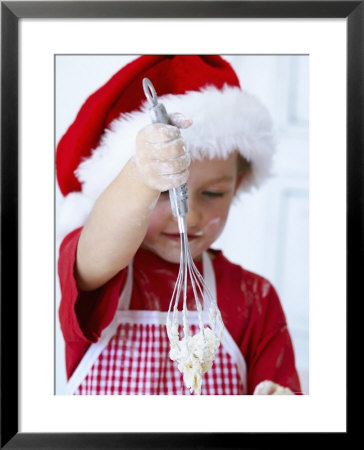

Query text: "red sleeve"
[58, 227, 127, 379]
[244, 283, 302, 394]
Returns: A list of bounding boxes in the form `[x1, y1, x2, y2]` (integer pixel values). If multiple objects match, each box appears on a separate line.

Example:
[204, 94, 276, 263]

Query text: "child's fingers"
[168, 112, 193, 129]
[144, 137, 186, 159]
[137, 165, 189, 192]
[138, 123, 181, 144]
[149, 152, 191, 176]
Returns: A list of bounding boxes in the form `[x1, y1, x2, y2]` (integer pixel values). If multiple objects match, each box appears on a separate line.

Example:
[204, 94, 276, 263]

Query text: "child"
[57, 55, 302, 395]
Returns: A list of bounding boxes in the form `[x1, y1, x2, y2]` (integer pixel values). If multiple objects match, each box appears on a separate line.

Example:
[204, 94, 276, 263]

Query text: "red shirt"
[58, 227, 302, 394]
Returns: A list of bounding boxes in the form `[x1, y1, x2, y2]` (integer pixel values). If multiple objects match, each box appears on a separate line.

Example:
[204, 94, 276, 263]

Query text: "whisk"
[142, 78, 224, 394]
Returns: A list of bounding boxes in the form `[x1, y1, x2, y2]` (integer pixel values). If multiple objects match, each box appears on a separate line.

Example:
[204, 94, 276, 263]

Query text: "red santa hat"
[56, 55, 275, 239]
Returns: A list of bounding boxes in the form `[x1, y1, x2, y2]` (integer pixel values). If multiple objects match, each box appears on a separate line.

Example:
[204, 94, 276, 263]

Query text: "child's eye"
[202, 191, 225, 198]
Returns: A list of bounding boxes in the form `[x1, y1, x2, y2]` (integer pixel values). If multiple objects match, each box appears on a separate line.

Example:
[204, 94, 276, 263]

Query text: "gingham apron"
[66, 252, 247, 395]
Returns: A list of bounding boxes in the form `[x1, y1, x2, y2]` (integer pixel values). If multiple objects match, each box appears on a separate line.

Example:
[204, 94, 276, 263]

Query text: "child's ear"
[233, 172, 245, 195]
[234, 153, 252, 195]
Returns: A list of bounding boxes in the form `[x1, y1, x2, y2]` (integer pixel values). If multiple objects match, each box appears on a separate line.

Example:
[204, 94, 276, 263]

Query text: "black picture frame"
[1, 1, 359, 448]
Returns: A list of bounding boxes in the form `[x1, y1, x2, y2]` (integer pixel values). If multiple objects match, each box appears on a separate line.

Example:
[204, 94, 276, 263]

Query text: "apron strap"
[65, 314, 120, 394]
[203, 251, 247, 391]
[117, 262, 133, 310]
[66, 263, 133, 394]
[202, 251, 217, 308]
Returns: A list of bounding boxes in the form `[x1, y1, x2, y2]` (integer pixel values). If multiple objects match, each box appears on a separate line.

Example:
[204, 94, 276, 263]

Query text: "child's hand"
[135, 113, 192, 192]
[253, 380, 295, 395]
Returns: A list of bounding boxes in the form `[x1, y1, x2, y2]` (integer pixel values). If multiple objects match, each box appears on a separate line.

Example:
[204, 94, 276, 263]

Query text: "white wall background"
[55, 55, 309, 394]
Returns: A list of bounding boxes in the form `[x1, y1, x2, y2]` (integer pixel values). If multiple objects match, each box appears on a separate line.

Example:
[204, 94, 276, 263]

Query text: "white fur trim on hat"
[58, 85, 275, 240]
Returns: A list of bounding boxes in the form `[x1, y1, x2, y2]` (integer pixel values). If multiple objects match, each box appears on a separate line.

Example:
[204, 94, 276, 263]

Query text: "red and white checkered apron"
[66, 253, 247, 395]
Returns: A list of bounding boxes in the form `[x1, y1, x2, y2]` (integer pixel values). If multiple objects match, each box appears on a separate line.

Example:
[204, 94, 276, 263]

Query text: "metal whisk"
[143, 78, 224, 393]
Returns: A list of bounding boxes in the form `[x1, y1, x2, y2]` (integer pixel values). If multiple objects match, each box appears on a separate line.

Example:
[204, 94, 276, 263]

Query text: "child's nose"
[185, 198, 202, 229]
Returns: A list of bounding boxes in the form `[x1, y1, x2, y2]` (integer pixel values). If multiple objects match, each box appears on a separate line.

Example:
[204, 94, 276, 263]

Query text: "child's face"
[142, 152, 242, 263]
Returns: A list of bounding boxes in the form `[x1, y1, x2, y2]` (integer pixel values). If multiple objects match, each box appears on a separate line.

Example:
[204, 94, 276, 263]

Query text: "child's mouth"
[163, 232, 203, 242]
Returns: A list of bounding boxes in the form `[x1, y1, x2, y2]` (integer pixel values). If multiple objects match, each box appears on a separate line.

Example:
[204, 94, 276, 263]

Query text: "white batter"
[167, 313, 222, 395]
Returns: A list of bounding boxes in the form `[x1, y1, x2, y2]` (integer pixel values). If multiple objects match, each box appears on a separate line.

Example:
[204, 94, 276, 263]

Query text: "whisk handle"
[143, 77, 169, 124]
[143, 78, 189, 219]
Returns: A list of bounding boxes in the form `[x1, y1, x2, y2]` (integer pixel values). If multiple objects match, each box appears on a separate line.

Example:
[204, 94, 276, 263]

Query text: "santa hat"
[56, 55, 275, 240]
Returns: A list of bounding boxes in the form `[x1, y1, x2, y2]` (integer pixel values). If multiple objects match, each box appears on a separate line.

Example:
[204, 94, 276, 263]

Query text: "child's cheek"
[202, 216, 226, 240]
[146, 201, 171, 237]
[203, 200, 233, 239]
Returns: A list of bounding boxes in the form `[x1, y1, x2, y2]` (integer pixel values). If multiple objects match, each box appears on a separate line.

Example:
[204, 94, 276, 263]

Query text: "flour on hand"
[253, 380, 294, 395]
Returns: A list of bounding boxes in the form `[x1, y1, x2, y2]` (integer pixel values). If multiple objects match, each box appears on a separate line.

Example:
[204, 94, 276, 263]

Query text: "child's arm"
[76, 117, 191, 291]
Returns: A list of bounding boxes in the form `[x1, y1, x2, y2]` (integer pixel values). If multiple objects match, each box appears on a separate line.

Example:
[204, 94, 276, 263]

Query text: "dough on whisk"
[169, 327, 219, 395]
